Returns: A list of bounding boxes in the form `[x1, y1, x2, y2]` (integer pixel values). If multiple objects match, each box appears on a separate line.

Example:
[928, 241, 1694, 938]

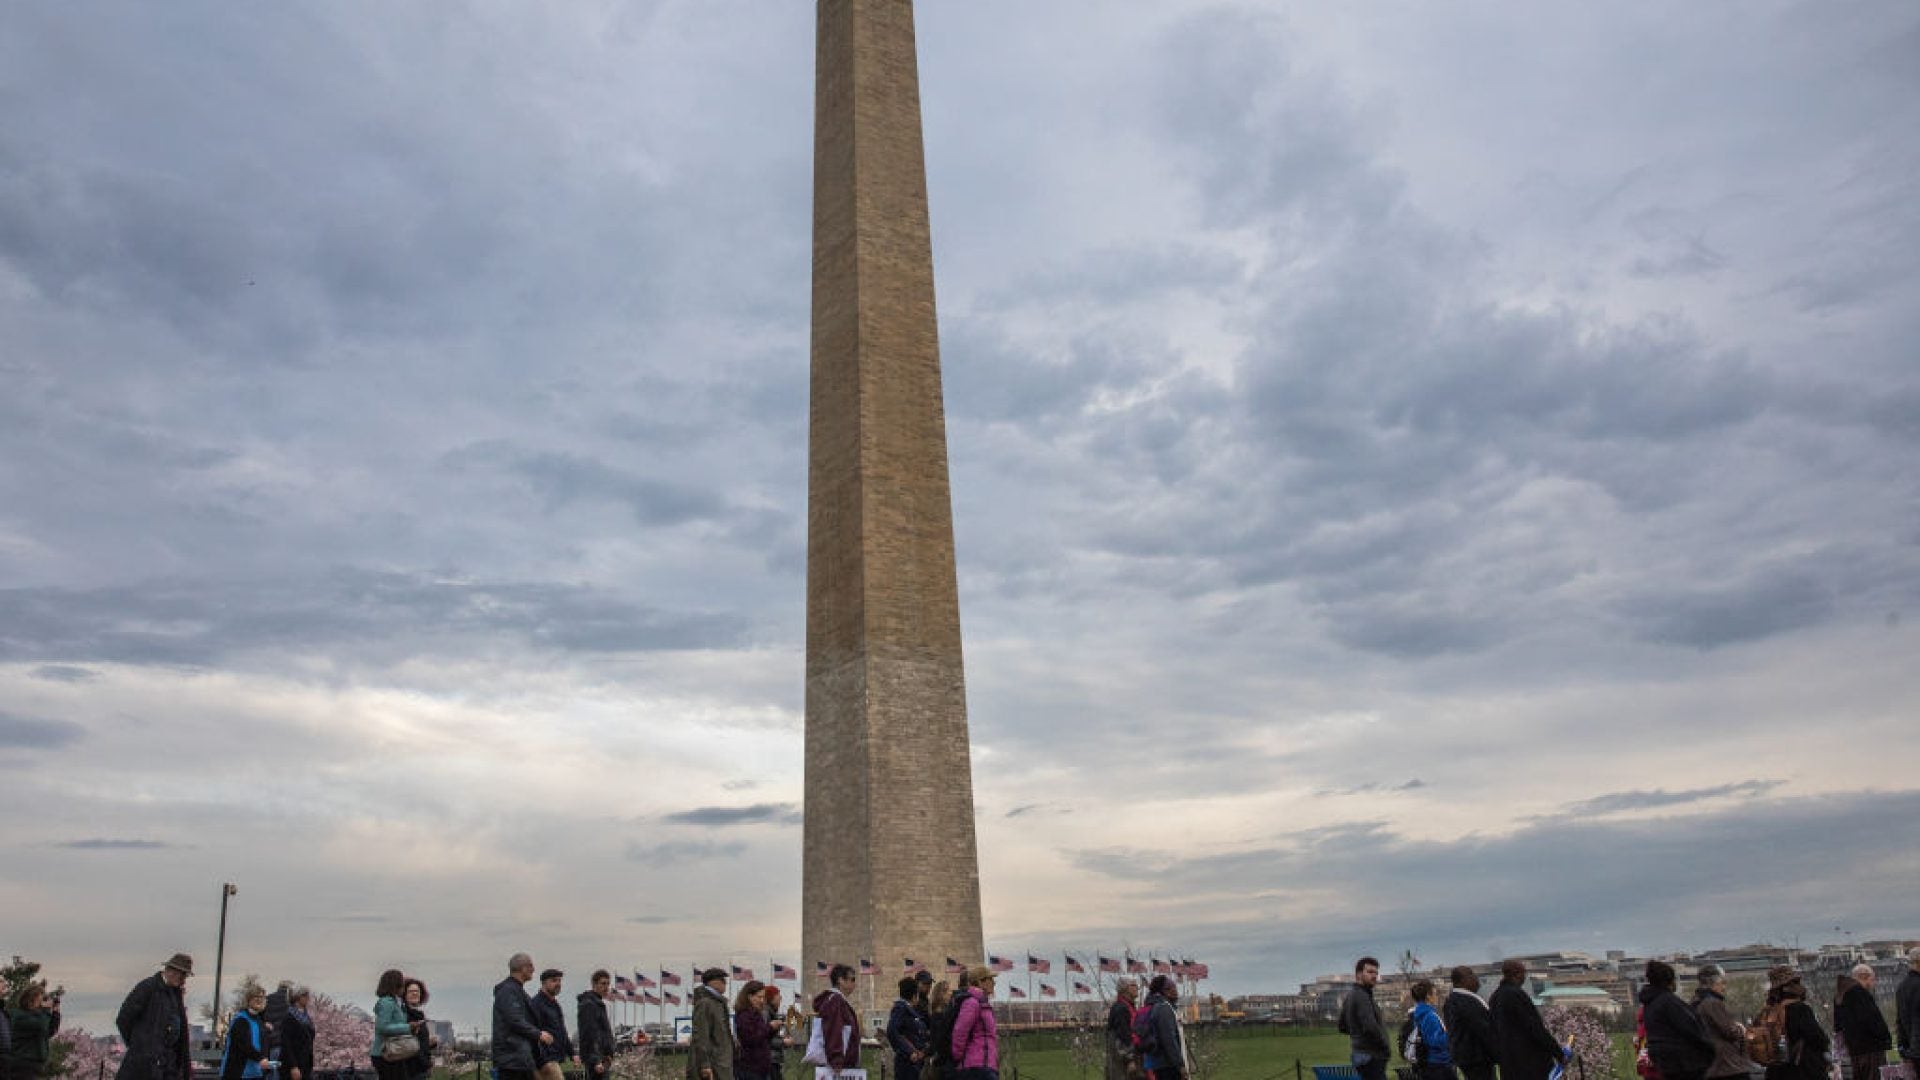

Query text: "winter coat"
[262, 990, 290, 1058]
[929, 995, 960, 1080]
[115, 974, 190, 1080]
[1405, 1002, 1451, 1067]
[1340, 985, 1390, 1059]
[1898, 970, 1920, 1059]
[811, 989, 860, 1072]
[735, 1005, 774, 1078]
[372, 996, 412, 1060]
[491, 978, 543, 1073]
[687, 986, 734, 1080]
[280, 1009, 315, 1080]
[951, 988, 1000, 1072]
[529, 992, 573, 1067]
[1443, 989, 1499, 1070]
[577, 991, 615, 1078]
[1490, 981, 1565, 1080]
[1137, 994, 1181, 1075]
[0, 1007, 10, 1060]
[1833, 982, 1890, 1055]
[1104, 997, 1137, 1080]
[6, 1007, 61, 1073]
[1763, 1000, 1829, 1080]
[886, 999, 929, 1072]
[221, 1010, 267, 1080]
[1640, 985, 1714, 1078]
[404, 1004, 432, 1077]
[1691, 988, 1754, 1079]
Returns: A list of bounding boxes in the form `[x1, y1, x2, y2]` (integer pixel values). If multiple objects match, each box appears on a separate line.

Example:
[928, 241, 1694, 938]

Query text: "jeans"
[1352, 1054, 1388, 1080]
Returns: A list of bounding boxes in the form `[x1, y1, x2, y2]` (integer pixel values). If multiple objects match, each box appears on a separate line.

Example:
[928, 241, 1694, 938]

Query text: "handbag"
[802, 1019, 828, 1067]
[382, 1034, 421, 1062]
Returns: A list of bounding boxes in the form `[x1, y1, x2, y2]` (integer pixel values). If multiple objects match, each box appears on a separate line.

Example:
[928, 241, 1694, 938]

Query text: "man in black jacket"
[577, 972, 616, 1080]
[1443, 967, 1499, 1080]
[1834, 964, 1891, 1080]
[1105, 980, 1139, 1080]
[493, 954, 553, 1080]
[1898, 948, 1920, 1065]
[1489, 961, 1565, 1080]
[1338, 958, 1390, 1080]
[114, 955, 193, 1080]
[529, 970, 575, 1080]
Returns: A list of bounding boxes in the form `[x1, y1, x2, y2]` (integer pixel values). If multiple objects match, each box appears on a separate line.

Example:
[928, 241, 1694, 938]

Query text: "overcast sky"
[4, 0, 1917, 1035]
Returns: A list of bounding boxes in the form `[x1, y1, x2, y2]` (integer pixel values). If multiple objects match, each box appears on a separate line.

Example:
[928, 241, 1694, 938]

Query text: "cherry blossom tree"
[51, 1028, 124, 1080]
[309, 992, 375, 1070]
[1543, 1004, 1618, 1080]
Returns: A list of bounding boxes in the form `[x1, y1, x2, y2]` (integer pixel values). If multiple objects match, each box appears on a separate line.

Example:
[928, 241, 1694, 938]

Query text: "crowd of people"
[12, 947, 1920, 1080]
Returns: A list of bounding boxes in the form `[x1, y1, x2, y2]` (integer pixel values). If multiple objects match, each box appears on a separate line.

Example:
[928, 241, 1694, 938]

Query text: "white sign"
[673, 1017, 693, 1044]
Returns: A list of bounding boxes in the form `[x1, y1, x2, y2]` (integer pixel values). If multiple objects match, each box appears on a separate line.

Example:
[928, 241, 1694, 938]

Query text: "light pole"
[211, 883, 237, 1034]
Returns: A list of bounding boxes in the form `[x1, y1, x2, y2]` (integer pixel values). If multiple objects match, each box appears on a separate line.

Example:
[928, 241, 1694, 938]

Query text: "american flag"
[903, 958, 926, 974]
[731, 965, 755, 981]
[772, 963, 797, 981]
[1192, 963, 1210, 980]
[634, 971, 657, 990]
[659, 969, 681, 987]
[988, 955, 1014, 973]
[1073, 981, 1092, 995]
[859, 959, 877, 975]
[640, 991, 660, 1006]
[1126, 958, 1147, 975]
[1039, 983, 1057, 998]
[1098, 955, 1121, 974]
[945, 958, 965, 974]
[615, 976, 637, 995]
[1027, 955, 1050, 975]
[663, 991, 681, 1006]
[1152, 957, 1171, 975]
[1065, 956, 1086, 974]
[1008, 986, 1026, 999]
[815, 961, 831, 979]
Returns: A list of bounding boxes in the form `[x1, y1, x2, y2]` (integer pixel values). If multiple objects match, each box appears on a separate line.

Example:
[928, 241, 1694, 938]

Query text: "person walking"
[221, 986, 271, 1080]
[5, 983, 62, 1080]
[734, 981, 774, 1080]
[1760, 967, 1829, 1080]
[493, 955, 554, 1080]
[951, 968, 1000, 1080]
[530, 970, 575, 1080]
[578, 972, 616, 1080]
[762, 985, 788, 1080]
[1690, 965, 1754, 1080]
[1443, 967, 1499, 1080]
[0, 975, 10, 1063]
[1135, 976, 1184, 1080]
[1640, 961, 1714, 1080]
[926, 980, 958, 1080]
[688, 969, 734, 1080]
[1105, 979, 1140, 1080]
[1490, 960, 1566, 1080]
[370, 970, 416, 1080]
[887, 977, 930, 1080]
[1834, 964, 1891, 1080]
[812, 965, 861, 1076]
[1339, 958, 1391, 1080]
[115, 955, 193, 1080]
[280, 988, 315, 1080]
[1898, 948, 1920, 1068]
[1403, 981, 1452, 1080]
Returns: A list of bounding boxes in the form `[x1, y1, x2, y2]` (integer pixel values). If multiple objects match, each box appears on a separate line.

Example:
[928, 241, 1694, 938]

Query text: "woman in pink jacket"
[951, 968, 1000, 1080]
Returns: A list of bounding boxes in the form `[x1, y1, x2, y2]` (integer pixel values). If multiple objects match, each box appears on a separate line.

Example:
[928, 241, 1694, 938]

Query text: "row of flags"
[599, 955, 1209, 1004]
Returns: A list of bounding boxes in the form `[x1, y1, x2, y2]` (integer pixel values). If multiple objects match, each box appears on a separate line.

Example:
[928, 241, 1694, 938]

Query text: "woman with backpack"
[951, 968, 999, 1080]
[1758, 967, 1830, 1080]
[1134, 976, 1186, 1080]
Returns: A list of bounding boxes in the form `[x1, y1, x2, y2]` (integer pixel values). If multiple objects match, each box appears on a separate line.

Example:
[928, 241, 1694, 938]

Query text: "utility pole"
[211, 883, 237, 1034]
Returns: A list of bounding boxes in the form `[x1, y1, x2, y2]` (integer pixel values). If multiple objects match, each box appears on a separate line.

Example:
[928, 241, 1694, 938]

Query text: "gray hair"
[290, 985, 310, 1003]
[1910, 946, 1920, 968]
[1117, 978, 1139, 994]
[1851, 963, 1873, 979]
[510, 952, 533, 973]
[1697, 964, 1724, 985]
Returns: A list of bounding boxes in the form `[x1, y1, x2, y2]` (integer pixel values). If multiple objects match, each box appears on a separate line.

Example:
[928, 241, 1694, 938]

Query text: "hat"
[541, 969, 564, 981]
[700, 968, 728, 986]
[165, 954, 195, 976]
[1767, 965, 1801, 989]
[915, 970, 934, 985]
[967, 966, 995, 985]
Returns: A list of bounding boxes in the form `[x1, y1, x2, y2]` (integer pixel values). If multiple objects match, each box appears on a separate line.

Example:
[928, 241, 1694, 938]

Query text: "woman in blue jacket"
[220, 987, 270, 1080]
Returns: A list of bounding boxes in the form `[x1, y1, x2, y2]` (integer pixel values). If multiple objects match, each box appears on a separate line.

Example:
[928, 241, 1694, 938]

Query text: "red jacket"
[812, 990, 861, 1070]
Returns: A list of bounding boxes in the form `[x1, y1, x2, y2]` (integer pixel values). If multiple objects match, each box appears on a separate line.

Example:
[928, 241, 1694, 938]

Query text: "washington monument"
[802, 0, 985, 996]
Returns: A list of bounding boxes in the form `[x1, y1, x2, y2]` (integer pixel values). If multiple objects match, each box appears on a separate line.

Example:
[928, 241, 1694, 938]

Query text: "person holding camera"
[4, 982, 62, 1080]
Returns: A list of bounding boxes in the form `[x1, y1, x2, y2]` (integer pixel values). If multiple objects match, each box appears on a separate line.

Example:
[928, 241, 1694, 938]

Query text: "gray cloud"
[53, 838, 172, 851]
[624, 840, 749, 867]
[1548, 780, 1782, 819]
[0, 712, 85, 749]
[29, 665, 97, 683]
[662, 803, 801, 827]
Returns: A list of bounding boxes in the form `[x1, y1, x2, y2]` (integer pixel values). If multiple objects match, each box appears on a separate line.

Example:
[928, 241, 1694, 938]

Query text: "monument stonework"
[802, 0, 985, 1001]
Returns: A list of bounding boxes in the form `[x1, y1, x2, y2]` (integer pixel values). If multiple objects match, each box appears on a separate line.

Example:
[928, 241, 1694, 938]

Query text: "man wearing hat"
[688, 969, 734, 1080]
[113, 954, 193, 1080]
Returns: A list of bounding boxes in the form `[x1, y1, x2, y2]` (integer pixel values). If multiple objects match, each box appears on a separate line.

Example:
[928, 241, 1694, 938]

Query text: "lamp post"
[211, 883, 237, 1034]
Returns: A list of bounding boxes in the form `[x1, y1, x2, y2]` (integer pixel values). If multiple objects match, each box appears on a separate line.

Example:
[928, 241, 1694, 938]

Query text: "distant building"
[1533, 986, 1620, 1018]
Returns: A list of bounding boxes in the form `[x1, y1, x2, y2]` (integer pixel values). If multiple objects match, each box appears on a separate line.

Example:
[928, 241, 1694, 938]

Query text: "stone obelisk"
[803, 0, 984, 1005]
